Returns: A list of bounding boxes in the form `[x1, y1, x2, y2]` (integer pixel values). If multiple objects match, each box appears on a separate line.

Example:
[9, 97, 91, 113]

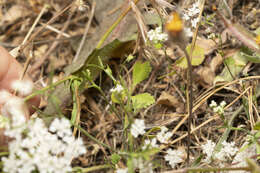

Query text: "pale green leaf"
[131, 93, 155, 111]
[132, 61, 152, 87]
[214, 51, 248, 83]
[176, 44, 205, 68]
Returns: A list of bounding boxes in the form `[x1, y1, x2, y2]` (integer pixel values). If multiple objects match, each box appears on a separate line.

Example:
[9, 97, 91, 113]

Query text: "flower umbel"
[147, 26, 168, 44]
[164, 149, 185, 168]
[2, 117, 86, 173]
[130, 119, 146, 138]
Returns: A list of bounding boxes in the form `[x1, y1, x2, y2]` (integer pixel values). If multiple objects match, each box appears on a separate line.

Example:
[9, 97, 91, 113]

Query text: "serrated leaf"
[176, 44, 205, 68]
[214, 51, 248, 83]
[132, 61, 152, 87]
[131, 93, 155, 111]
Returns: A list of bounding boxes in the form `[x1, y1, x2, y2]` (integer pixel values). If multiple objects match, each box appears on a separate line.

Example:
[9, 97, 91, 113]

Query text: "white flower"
[201, 140, 216, 163]
[147, 26, 168, 44]
[156, 126, 172, 143]
[215, 141, 238, 161]
[164, 149, 185, 168]
[11, 79, 34, 96]
[208, 33, 216, 39]
[191, 17, 199, 28]
[116, 168, 128, 173]
[110, 84, 124, 93]
[130, 119, 146, 138]
[231, 141, 256, 173]
[210, 100, 226, 115]
[184, 27, 193, 37]
[133, 157, 153, 173]
[187, 2, 200, 17]
[220, 101, 227, 108]
[209, 100, 217, 108]
[142, 138, 158, 150]
[49, 118, 72, 138]
[2, 117, 86, 173]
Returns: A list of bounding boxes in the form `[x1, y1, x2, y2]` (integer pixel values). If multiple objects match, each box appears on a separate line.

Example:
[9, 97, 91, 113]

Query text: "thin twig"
[10, 4, 47, 58]
[29, 5, 75, 73]
[73, 2, 96, 62]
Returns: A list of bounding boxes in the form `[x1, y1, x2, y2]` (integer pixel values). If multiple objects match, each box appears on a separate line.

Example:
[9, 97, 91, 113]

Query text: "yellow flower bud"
[165, 12, 184, 36]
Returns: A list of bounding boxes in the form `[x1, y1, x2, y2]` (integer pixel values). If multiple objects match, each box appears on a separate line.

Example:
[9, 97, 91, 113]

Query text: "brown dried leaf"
[157, 91, 184, 108]
[196, 37, 217, 55]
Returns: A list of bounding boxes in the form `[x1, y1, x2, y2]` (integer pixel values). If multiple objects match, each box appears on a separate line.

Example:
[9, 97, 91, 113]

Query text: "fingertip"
[0, 46, 11, 81]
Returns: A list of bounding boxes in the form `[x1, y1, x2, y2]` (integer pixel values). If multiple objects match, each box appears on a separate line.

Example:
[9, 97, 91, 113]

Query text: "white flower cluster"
[130, 120, 185, 170]
[2, 116, 86, 173]
[156, 126, 173, 143]
[201, 140, 238, 163]
[133, 157, 153, 173]
[209, 100, 226, 115]
[110, 84, 124, 93]
[182, 2, 200, 28]
[147, 26, 168, 44]
[11, 79, 34, 96]
[116, 168, 128, 173]
[164, 149, 185, 168]
[215, 141, 238, 161]
[201, 140, 216, 163]
[142, 138, 158, 150]
[130, 119, 146, 138]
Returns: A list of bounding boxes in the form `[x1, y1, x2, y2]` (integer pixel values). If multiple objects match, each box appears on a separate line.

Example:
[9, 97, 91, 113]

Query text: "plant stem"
[182, 48, 193, 165]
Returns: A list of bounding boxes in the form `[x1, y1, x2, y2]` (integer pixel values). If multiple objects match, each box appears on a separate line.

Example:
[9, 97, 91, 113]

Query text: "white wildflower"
[116, 168, 128, 173]
[182, 2, 200, 28]
[2, 117, 86, 173]
[210, 100, 226, 115]
[201, 140, 216, 163]
[147, 26, 168, 44]
[191, 17, 200, 28]
[156, 126, 172, 143]
[231, 141, 256, 173]
[110, 84, 124, 93]
[133, 157, 153, 173]
[209, 100, 217, 108]
[184, 27, 193, 37]
[208, 33, 216, 39]
[75, 0, 88, 11]
[164, 149, 185, 168]
[130, 119, 146, 138]
[11, 79, 34, 96]
[142, 138, 158, 150]
[215, 141, 238, 161]
[220, 101, 227, 108]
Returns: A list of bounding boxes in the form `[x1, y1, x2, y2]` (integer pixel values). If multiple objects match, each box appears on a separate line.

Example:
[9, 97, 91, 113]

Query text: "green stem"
[24, 75, 78, 102]
[77, 125, 115, 152]
[186, 166, 250, 172]
[73, 164, 111, 173]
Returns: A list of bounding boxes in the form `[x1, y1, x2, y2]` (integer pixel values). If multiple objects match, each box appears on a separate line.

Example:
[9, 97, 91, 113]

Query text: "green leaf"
[253, 122, 260, 130]
[240, 52, 260, 63]
[214, 51, 248, 83]
[110, 153, 121, 165]
[131, 93, 155, 111]
[176, 44, 205, 68]
[111, 90, 126, 104]
[132, 61, 152, 87]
